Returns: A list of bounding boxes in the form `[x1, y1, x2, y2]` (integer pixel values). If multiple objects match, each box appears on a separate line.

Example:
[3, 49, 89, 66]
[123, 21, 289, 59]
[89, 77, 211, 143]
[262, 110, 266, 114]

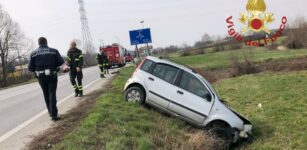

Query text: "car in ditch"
[124, 56, 252, 144]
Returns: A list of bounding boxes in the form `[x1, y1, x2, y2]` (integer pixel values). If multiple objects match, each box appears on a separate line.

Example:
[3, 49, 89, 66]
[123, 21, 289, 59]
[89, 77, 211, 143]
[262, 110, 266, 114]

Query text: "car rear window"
[140, 59, 154, 72]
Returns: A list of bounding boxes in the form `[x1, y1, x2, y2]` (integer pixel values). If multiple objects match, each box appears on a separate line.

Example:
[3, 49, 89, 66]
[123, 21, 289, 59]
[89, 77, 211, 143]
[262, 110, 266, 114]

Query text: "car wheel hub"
[127, 90, 141, 102]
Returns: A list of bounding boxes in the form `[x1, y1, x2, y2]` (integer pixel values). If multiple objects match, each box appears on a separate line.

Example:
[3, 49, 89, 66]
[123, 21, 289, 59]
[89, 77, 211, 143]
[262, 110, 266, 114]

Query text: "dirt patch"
[195, 56, 307, 83]
[257, 56, 307, 72]
[25, 77, 115, 150]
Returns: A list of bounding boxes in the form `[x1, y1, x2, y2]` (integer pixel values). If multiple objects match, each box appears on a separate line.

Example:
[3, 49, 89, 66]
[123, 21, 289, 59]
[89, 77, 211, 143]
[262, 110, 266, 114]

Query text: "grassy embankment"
[169, 48, 307, 70]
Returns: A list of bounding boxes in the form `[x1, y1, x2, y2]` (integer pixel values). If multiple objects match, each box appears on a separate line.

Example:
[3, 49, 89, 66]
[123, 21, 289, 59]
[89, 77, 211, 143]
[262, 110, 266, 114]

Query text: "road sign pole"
[135, 44, 141, 62]
[146, 43, 150, 56]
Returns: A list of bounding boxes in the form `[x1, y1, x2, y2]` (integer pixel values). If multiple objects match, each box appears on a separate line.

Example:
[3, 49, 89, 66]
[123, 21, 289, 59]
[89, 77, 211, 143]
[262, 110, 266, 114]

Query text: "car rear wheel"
[125, 86, 145, 105]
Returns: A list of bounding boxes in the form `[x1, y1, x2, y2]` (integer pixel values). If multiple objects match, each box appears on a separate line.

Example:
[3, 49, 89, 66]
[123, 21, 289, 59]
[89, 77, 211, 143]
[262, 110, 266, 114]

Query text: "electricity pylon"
[78, 0, 95, 56]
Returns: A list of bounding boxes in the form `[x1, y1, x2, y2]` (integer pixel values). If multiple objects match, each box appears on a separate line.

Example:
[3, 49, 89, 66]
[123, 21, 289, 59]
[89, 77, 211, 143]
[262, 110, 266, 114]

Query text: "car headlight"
[244, 124, 252, 134]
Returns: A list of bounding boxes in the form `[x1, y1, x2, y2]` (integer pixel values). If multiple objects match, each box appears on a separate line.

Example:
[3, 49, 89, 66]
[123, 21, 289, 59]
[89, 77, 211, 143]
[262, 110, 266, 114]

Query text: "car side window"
[179, 71, 211, 101]
[140, 59, 154, 72]
[152, 64, 179, 84]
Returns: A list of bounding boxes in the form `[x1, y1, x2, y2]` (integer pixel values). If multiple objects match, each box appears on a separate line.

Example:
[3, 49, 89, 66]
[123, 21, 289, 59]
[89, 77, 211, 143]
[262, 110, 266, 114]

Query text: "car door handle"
[148, 77, 155, 81]
[177, 90, 184, 95]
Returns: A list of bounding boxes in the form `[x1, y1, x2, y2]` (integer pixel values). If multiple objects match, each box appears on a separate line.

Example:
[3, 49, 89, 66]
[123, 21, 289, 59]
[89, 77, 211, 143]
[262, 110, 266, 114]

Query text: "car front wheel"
[208, 126, 232, 149]
[125, 86, 145, 105]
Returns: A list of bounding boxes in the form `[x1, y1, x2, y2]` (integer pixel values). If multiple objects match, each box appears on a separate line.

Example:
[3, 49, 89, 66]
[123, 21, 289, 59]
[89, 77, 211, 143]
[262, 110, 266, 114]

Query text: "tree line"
[153, 16, 307, 57]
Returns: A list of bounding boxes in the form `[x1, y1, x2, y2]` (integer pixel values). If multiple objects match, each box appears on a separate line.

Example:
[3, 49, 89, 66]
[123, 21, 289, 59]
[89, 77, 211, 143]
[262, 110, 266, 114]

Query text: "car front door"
[145, 63, 180, 109]
[168, 71, 213, 124]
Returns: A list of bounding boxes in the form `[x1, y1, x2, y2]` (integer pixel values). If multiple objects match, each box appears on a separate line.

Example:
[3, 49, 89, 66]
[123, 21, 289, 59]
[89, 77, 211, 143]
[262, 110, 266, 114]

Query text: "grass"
[53, 67, 194, 150]
[214, 71, 307, 149]
[169, 48, 307, 70]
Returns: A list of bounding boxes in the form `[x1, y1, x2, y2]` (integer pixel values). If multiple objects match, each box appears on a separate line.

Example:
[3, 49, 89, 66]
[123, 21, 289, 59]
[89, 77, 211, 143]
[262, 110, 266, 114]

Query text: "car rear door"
[144, 63, 180, 109]
[168, 71, 213, 124]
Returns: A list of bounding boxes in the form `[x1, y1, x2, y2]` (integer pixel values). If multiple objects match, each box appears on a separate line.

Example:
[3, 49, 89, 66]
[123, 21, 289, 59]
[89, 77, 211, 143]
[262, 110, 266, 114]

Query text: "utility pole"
[135, 44, 140, 63]
[99, 39, 104, 48]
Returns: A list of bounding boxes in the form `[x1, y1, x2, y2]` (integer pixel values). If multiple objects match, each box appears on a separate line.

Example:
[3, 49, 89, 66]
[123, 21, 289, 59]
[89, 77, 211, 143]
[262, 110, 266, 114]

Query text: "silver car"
[124, 56, 252, 144]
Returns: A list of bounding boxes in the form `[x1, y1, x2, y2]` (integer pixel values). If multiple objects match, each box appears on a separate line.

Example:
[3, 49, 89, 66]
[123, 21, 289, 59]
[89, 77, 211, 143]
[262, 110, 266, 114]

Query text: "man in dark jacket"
[67, 41, 84, 97]
[28, 37, 64, 122]
[96, 51, 109, 78]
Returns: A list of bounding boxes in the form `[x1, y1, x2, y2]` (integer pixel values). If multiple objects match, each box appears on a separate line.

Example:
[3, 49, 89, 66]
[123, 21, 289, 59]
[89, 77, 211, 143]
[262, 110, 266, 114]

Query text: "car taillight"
[132, 58, 146, 78]
[132, 69, 138, 78]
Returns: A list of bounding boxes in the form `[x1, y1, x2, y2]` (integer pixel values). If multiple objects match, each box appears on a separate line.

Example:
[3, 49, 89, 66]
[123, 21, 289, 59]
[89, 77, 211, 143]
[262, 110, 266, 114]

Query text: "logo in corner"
[239, 0, 274, 34]
[226, 0, 287, 47]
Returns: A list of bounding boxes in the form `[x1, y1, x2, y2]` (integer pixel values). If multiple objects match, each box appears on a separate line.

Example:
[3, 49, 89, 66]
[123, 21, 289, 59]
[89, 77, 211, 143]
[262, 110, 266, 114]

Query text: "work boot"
[75, 89, 79, 97]
[51, 116, 61, 122]
[79, 91, 83, 97]
[74, 85, 79, 97]
[78, 85, 83, 97]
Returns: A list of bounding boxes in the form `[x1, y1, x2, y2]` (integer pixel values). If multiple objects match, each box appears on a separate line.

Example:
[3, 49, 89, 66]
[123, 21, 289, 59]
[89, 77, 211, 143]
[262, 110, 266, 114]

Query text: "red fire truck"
[125, 53, 133, 62]
[100, 43, 126, 68]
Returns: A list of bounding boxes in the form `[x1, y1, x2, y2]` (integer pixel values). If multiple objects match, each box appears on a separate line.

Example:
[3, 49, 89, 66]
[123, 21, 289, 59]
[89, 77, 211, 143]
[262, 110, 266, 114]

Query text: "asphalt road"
[0, 66, 102, 136]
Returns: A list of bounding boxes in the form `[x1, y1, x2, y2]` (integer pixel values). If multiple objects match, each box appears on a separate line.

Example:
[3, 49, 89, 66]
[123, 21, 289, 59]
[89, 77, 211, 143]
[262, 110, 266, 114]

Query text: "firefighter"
[96, 51, 109, 78]
[104, 56, 110, 75]
[67, 41, 84, 97]
[28, 37, 64, 122]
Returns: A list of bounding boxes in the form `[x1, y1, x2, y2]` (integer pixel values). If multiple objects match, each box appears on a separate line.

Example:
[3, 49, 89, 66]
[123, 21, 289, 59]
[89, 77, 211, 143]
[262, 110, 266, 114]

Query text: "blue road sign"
[129, 28, 152, 45]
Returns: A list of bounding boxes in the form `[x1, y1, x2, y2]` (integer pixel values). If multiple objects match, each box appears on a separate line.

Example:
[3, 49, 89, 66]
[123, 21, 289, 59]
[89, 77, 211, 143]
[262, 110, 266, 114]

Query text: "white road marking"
[0, 77, 101, 142]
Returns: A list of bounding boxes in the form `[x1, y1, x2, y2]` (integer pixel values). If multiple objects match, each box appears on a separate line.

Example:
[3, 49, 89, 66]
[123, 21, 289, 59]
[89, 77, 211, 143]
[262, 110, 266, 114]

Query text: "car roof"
[145, 56, 218, 98]
[146, 56, 195, 74]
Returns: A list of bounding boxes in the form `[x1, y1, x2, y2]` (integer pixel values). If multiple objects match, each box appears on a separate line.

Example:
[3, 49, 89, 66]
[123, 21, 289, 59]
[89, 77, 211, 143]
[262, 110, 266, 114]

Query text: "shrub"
[196, 49, 205, 55]
[228, 43, 242, 50]
[268, 42, 278, 50]
[180, 50, 191, 57]
[229, 50, 258, 76]
[213, 45, 225, 52]
[0, 72, 34, 88]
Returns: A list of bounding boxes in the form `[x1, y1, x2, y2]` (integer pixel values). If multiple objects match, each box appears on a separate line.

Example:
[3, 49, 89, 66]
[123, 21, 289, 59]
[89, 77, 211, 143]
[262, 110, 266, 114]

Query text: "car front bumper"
[239, 124, 252, 139]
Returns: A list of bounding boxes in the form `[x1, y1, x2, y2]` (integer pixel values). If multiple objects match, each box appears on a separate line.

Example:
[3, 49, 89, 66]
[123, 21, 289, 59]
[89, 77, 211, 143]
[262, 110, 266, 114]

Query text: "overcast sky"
[0, 0, 306, 54]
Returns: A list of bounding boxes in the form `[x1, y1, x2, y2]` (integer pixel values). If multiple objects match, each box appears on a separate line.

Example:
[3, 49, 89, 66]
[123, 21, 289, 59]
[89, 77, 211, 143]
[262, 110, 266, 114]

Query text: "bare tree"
[287, 16, 307, 49]
[201, 33, 213, 42]
[11, 38, 35, 77]
[195, 33, 214, 48]
[0, 5, 25, 86]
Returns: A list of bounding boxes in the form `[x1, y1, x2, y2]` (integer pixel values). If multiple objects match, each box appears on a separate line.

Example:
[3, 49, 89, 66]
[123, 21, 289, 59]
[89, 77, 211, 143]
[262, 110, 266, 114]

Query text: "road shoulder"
[0, 73, 116, 150]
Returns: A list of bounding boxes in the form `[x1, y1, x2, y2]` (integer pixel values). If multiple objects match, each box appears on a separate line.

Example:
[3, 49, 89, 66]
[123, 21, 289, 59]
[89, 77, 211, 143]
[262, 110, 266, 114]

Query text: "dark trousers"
[69, 69, 83, 92]
[105, 66, 109, 74]
[38, 74, 58, 118]
[99, 66, 104, 75]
